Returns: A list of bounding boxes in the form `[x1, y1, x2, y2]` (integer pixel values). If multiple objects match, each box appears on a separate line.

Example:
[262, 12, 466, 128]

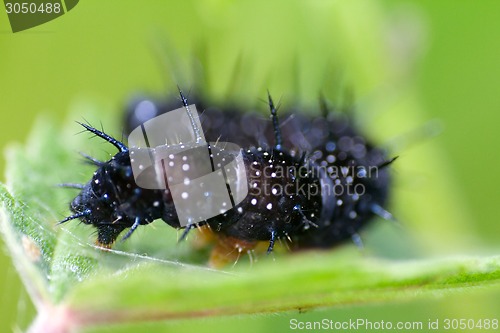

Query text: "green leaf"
[1, 111, 500, 333]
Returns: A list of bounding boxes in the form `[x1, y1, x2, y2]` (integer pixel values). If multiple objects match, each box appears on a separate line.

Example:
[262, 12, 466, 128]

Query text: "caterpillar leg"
[95, 224, 126, 249]
[208, 235, 257, 269]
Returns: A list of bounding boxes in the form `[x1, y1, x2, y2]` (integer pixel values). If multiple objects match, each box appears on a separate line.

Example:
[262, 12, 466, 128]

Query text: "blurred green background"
[1, 0, 499, 331]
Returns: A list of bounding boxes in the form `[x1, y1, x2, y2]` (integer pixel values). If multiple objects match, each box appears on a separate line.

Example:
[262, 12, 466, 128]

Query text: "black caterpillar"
[61, 89, 395, 263]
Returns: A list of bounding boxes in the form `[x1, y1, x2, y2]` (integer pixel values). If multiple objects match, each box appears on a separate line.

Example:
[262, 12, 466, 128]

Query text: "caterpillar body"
[61, 89, 395, 266]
